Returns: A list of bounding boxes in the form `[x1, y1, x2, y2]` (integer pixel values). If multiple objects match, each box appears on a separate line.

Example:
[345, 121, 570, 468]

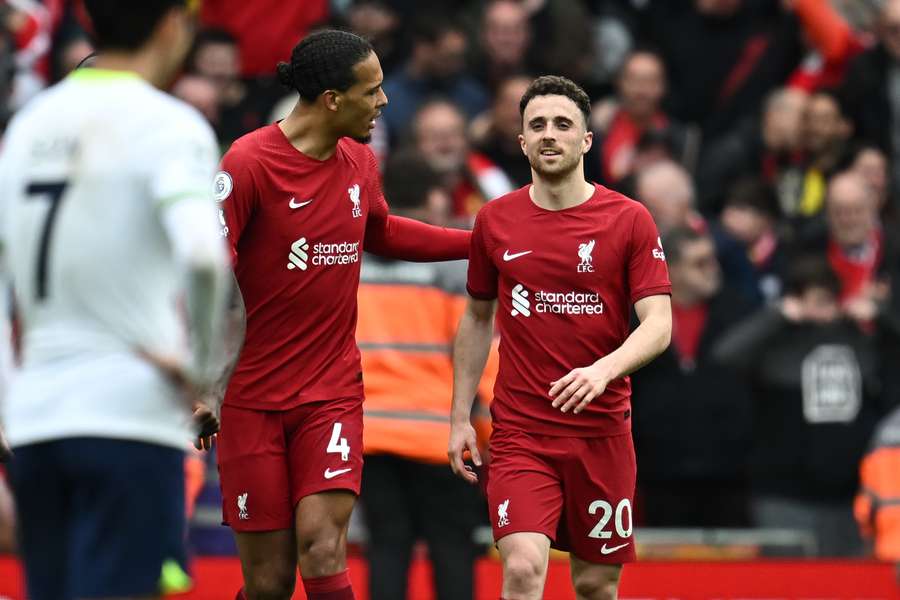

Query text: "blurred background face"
[422, 29, 468, 80]
[193, 40, 239, 94]
[636, 162, 694, 234]
[694, 0, 742, 17]
[803, 93, 850, 156]
[721, 204, 770, 245]
[173, 74, 220, 122]
[494, 76, 532, 139]
[798, 286, 840, 323]
[415, 102, 468, 174]
[880, 0, 900, 60]
[348, 2, 399, 56]
[618, 52, 665, 120]
[482, 0, 530, 66]
[850, 147, 889, 209]
[827, 174, 877, 248]
[670, 237, 722, 300]
[762, 88, 807, 153]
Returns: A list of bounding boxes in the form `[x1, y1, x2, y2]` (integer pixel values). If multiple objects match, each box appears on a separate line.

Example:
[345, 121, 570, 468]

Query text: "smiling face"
[519, 94, 592, 181]
[329, 51, 388, 143]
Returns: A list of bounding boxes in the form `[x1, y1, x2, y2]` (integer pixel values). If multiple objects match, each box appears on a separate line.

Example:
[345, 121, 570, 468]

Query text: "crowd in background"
[1, 0, 900, 571]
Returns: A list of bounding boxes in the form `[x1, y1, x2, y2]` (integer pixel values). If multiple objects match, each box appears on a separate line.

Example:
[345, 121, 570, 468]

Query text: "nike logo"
[600, 542, 630, 555]
[324, 467, 352, 480]
[289, 197, 313, 209]
[503, 250, 533, 262]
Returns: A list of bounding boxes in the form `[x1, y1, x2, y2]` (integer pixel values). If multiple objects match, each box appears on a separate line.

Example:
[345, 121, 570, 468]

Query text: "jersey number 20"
[26, 181, 68, 300]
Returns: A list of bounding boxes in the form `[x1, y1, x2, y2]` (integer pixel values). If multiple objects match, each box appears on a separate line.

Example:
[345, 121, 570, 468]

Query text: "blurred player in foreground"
[0, 0, 229, 598]
[449, 76, 672, 600]
[216, 29, 470, 600]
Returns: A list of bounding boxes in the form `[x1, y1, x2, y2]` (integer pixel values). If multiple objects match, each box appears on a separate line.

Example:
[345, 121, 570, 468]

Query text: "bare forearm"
[598, 310, 670, 379]
[451, 310, 494, 424]
[211, 274, 246, 411]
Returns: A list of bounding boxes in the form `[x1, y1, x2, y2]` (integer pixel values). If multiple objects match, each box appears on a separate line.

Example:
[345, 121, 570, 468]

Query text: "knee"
[503, 551, 546, 593]
[245, 568, 296, 600]
[573, 569, 621, 600]
[297, 522, 346, 570]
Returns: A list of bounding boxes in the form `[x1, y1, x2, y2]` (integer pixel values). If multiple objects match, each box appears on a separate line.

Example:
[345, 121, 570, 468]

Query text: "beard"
[528, 150, 581, 180]
[351, 134, 373, 143]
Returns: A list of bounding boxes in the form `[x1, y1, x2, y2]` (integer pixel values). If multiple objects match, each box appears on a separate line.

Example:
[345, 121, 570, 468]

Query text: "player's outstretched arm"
[365, 214, 471, 262]
[550, 294, 672, 414]
[449, 297, 496, 484]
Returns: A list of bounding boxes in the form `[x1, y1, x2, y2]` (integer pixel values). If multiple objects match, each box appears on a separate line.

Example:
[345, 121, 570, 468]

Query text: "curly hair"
[276, 29, 374, 102]
[519, 75, 591, 127]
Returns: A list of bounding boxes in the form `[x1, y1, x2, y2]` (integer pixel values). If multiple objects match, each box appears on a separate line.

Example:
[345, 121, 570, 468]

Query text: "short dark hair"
[186, 28, 237, 73]
[83, 0, 186, 51]
[519, 75, 591, 127]
[661, 226, 708, 265]
[276, 29, 373, 102]
[724, 176, 781, 219]
[784, 255, 841, 297]
[382, 152, 443, 211]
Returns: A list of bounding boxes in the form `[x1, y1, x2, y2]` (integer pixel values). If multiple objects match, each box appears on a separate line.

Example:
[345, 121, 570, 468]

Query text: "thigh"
[218, 404, 293, 532]
[8, 442, 70, 600]
[62, 438, 186, 599]
[286, 398, 364, 504]
[487, 430, 563, 545]
[561, 434, 637, 565]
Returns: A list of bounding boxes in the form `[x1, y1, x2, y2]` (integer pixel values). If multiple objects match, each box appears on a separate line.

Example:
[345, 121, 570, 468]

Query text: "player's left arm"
[361, 146, 470, 261]
[550, 295, 672, 414]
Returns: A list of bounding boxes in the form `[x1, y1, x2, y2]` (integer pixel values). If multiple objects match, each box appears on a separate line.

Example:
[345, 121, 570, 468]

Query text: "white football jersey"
[0, 68, 222, 449]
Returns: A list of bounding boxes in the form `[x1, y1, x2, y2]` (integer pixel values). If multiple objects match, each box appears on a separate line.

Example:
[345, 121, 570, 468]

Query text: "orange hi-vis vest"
[855, 406, 900, 560]
[357, 256, 497, 464]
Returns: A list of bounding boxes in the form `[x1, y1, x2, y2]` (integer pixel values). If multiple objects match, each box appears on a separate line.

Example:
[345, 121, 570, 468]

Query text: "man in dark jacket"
[714, 256, 889, 557]
[632, 227, 756, 526]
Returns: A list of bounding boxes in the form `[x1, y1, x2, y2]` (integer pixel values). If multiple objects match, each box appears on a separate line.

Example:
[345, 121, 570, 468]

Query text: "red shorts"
[217, 397, 363, 532]
[487, 428, 637, 564]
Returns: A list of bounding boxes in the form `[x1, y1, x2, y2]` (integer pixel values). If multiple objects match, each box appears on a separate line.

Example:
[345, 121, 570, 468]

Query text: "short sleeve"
[216, 143, 258, 263]
[627, 204, 671, 304]
[146, 109, 218, 209]
[466, 209, 499, 300]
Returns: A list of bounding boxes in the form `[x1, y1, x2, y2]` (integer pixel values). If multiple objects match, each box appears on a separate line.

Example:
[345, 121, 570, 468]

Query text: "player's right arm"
[449, 297, 495, 484]
[449, 207, 498, 484]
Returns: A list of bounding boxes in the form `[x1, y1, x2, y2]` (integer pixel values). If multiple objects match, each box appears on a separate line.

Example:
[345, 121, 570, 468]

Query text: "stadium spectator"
[697, 87, 808, 215]
[847, 143, 892, 219]
[718, 177, 788, 301]
[638, 0, 805, 141]
[634, 160, 702, 235]
[471, 74, 534, 187]
[357, 153, 489, 600]
[714, 256, 887, 557]
[588, 49, 693, 186]
[841, 0, 900, 195]
[475, 0, 533, 92]
[412, 99, 513, 220]
[173, 73, 220, 125]
[381, 15, 488, 143]
[633, 227, 754, 527]
[343, 1, 403, 75]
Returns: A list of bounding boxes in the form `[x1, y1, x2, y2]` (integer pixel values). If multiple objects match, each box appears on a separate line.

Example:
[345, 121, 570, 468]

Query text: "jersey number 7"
[26, 181, 68, 300]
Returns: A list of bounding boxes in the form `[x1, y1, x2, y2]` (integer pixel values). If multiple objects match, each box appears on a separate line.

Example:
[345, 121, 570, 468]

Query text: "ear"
[519, 133, 527, 156]
[322, 90, 341, 113]
[582, 130, 593, 155]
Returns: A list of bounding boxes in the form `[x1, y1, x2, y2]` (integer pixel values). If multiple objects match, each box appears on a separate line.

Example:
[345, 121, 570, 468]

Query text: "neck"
[530, 165, 594, 211]
[279, 103, 341, 160]
[92, 50, 165, 87]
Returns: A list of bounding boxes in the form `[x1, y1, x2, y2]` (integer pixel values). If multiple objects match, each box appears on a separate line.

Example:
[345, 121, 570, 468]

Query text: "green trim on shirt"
[69, 68, 142, 83]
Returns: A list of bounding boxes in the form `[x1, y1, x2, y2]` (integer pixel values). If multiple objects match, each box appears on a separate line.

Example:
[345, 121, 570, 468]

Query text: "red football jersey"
[217, 125, 389, 409]
[467, 184, 671, 437]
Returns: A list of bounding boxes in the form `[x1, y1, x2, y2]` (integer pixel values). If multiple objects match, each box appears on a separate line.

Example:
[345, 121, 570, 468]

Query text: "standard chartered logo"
[511, 284, 531, 317]
[287, 236, 360, 271]
[287, 237, 309, 270]
[510, 282, 604, 317]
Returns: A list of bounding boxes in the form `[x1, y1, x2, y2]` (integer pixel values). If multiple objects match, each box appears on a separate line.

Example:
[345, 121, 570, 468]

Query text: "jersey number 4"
[327, 422, 350, 461]
[26, 181, 68, 300]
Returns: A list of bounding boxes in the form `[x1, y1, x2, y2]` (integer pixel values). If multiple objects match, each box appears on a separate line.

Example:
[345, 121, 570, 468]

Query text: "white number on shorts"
[587, 498, 633, 539]
[327, 422, 350, 461]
